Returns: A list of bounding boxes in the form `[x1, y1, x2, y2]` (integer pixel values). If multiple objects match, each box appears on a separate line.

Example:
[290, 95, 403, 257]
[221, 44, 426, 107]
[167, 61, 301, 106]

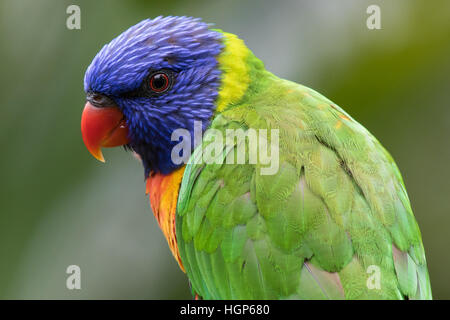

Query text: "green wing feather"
[176, 69, 431, 300]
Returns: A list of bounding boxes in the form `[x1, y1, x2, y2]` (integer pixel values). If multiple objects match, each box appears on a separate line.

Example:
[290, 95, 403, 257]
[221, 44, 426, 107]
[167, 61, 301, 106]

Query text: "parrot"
[80, 16, 432, 299]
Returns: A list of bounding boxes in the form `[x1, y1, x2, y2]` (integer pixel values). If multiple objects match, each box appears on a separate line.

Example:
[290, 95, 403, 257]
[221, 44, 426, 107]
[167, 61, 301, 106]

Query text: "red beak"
[81, 102, 130, 162]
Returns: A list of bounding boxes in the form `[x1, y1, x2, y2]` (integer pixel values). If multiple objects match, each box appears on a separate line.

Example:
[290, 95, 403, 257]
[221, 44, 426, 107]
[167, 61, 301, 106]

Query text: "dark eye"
[149, 72, 170, 93]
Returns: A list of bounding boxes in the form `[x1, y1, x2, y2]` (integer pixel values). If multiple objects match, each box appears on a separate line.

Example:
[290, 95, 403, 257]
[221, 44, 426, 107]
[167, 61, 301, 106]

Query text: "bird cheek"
[81, 102, 130, 162]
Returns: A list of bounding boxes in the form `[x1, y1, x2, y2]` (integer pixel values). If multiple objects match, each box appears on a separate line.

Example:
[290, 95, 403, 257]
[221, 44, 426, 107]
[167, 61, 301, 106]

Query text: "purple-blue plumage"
[84, 16, 224, 175]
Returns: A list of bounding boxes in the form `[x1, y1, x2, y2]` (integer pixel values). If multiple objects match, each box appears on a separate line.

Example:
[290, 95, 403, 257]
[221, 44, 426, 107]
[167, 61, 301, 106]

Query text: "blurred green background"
[0, 0, 449, 299]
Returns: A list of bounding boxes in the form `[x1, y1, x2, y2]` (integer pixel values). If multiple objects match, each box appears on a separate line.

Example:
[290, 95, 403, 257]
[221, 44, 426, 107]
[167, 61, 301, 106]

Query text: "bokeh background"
[0, 0, 449, 299]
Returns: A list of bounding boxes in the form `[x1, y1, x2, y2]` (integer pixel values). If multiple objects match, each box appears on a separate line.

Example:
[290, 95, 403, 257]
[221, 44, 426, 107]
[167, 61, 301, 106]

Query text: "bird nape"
[80, 16, 431, 300]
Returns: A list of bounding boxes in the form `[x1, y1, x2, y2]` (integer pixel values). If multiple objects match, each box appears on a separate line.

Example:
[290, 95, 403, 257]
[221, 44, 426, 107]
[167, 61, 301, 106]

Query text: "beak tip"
[93, 150, 106, 163]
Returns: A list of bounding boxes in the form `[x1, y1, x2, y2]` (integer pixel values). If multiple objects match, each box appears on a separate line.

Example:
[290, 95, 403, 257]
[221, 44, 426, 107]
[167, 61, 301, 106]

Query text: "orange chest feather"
[146, 166, 186, 272]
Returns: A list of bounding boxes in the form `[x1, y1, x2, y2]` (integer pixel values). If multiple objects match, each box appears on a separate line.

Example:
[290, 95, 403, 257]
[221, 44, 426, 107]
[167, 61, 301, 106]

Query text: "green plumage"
[176, 45, 431, 299]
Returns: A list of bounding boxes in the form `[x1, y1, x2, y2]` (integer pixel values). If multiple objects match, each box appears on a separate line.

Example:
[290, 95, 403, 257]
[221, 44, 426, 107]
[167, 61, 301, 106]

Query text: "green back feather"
[176, 40, 431, 300]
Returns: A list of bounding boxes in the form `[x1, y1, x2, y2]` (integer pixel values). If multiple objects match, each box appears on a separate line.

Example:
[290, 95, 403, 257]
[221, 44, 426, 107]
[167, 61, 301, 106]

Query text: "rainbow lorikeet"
[81, 16, 431, 299]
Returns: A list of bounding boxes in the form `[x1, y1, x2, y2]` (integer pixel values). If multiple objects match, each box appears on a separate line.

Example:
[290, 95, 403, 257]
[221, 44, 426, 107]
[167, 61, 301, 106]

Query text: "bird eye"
[149, 72, 170, 93]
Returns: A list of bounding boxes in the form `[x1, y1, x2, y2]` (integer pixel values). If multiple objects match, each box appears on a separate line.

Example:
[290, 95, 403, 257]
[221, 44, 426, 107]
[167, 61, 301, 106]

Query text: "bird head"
[81, 16, 227, 176]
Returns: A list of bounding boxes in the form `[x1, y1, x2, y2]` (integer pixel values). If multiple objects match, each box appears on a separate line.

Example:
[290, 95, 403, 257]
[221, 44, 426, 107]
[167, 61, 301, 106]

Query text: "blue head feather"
[84, 16, 224, 176]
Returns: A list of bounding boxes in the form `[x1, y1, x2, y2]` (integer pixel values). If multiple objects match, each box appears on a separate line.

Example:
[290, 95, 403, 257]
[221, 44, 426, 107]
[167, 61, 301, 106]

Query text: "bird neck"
[213, 31, 268, 114]
[146, 165, 186, 272]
